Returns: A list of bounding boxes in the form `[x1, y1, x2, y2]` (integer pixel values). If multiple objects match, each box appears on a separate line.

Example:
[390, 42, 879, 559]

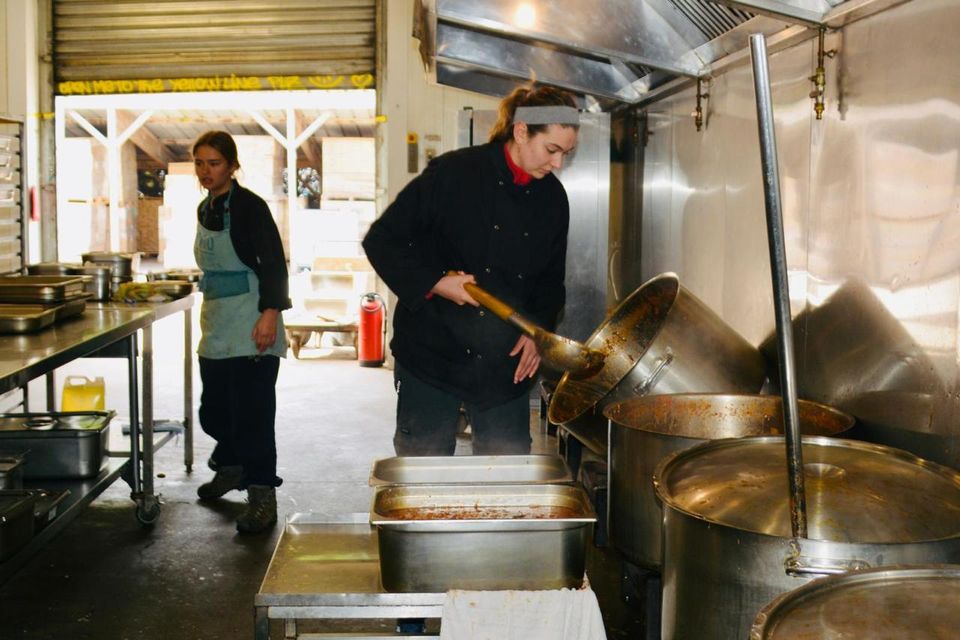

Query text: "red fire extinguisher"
[358, 292, 387, 367]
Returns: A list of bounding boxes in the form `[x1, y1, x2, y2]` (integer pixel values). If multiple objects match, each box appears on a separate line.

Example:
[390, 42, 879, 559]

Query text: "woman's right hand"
[431, 272, 479, 306]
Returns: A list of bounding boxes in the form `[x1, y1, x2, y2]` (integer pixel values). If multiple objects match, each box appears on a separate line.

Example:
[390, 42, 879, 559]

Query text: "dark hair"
[488, 84, 578, 144]
[192, 130, 240, 170]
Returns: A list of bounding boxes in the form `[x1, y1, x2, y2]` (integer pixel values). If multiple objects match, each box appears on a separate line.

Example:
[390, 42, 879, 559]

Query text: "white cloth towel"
[439, 585, 607, 640]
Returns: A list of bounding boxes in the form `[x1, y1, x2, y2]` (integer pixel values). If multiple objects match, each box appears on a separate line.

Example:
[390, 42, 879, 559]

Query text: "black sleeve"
[526, 189, 569, 331]
[244, 196, 292, 312]
[362, 160, 446, 312]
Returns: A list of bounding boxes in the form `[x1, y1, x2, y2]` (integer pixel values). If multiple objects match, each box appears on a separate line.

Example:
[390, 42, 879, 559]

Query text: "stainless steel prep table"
[255, 513, 444, 639]
[0, 294, 195, 582]
[88, 294, 197, 490]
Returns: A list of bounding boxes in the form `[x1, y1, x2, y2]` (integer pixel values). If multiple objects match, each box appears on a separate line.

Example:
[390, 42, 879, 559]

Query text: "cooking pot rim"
[547, 272, 681, 423]
[653, 434, 960, 543]
[604, 393, 855, 436]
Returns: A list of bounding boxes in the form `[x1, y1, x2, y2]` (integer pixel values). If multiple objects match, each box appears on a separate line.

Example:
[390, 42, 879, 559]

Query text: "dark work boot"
[196, 465, 243, 501]
[236, 485, 277, 534]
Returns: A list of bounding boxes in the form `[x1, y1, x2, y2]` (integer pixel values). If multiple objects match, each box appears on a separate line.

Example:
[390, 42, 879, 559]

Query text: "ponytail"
[488, 84, 578, 144]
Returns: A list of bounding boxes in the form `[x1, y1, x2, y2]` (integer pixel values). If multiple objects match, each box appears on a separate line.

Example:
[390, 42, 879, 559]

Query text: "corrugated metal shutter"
[53, 0, 376, 84]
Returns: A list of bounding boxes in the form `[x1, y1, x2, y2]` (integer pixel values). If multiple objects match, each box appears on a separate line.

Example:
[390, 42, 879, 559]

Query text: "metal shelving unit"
[0, 115, 26, 277]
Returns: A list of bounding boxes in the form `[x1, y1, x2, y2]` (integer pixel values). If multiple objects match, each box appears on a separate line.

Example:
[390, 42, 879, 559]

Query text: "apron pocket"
[199, 270, 250, 299]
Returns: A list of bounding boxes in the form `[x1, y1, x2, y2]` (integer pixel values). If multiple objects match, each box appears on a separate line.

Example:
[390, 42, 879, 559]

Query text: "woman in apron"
[192, 131, 290, 534]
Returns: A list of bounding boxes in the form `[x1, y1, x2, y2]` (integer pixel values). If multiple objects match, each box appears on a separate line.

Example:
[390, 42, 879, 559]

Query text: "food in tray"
[112, 280, 194, 303]
[381, 505, 584, 520]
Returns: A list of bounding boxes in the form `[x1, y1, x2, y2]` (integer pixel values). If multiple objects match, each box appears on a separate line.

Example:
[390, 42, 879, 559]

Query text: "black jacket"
[197, 181, 291, 312]
[363, 142, 569, 408]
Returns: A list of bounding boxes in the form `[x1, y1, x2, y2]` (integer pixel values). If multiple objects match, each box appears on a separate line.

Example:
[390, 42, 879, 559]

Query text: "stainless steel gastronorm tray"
[46, 295, 89, 321]
[369, 455, 574, 486]
[0, 276, 86, 303]
[371, 483, 595, 592]
[0, 411, 115, 479]
[0, 305, 57, 334]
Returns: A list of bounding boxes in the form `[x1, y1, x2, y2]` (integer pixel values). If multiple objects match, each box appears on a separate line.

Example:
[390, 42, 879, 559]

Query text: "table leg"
[127, 333, 142, 497]
[183, 307, 193, 472]
[136, 325, 160, 525]
[290, 331, 303, 359]
[45, 372, 55, 411]
[142, 324, 154, 495]
[254, 606, 270, 640]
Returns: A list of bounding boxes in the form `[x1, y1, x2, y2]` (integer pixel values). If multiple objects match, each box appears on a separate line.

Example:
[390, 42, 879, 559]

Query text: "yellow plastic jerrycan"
[61, 376, 106, 412]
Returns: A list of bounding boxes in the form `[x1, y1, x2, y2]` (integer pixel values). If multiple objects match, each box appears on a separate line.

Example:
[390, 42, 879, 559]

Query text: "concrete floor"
[0, 315, 645, 639]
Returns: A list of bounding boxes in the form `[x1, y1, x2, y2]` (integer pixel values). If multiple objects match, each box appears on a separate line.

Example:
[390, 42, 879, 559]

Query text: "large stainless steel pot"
[654, 436, 960, 640]
[68, 264, 111, 301]
[750, 565, 960, 639]
[604, 394, 854, 569]
[547, 273, 765, 425]
[81, 251, 137, 277]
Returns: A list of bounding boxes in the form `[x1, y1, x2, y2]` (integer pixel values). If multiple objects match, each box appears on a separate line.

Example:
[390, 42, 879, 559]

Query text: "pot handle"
[633, 348, 674, 395]
[784, 555, 871, 577]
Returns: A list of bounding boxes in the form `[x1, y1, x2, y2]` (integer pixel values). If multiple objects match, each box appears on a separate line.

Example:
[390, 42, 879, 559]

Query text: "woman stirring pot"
[192, 131, 290, 533]
[363, 84, 579, 457]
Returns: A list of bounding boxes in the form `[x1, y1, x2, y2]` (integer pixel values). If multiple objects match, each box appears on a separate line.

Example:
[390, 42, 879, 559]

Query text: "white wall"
[378, 0, 499, 208]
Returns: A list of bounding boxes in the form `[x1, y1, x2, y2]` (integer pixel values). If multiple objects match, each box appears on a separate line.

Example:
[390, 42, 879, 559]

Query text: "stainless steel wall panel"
[633, 0, 960, 467]
[556, 113, 611, 342]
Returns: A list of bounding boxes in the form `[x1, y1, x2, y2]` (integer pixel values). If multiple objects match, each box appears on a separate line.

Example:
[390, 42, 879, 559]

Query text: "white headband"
[514, 106, 580, 125]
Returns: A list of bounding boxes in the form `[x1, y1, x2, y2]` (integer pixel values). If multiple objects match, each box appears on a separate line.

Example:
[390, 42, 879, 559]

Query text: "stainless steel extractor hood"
[418, 0, 908, 106]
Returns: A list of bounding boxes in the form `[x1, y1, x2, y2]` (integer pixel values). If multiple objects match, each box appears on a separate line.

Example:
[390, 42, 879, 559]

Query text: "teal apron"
[194, 185, 286, 359]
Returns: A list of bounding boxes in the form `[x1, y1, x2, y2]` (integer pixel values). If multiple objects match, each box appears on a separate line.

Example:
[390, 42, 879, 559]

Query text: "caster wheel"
[136, 502, 161, 526]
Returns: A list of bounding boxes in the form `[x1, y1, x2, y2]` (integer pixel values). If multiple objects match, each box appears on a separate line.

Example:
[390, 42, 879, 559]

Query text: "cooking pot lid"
[752, 565, 960, 639]
[548, 273, 680, 424]
[655, 436, 960, 543]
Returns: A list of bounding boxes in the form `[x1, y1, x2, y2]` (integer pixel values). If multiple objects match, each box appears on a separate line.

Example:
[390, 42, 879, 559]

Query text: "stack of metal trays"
[0, 276, 90, 333]
[0, 275, 85, 303]
[0, 305, 58, 334]
[367, 456, 594, 592]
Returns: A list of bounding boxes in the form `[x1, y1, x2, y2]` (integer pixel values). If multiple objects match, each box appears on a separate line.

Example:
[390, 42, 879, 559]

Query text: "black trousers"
[393, 362, 531, 455]
[198, 355, 282, 487]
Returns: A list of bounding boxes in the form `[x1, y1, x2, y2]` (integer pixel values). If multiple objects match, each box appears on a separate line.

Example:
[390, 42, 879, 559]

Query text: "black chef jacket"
[197, 180, 291, 312]
[362, 142, 569, 408]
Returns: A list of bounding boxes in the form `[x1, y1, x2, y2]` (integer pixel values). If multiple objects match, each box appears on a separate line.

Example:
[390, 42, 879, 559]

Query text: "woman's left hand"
[252, 309, 279, 353]
[510, 335, 541, 383]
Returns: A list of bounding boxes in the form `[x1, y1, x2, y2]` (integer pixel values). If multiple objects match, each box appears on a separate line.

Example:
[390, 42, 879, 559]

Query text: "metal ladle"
[454, 275, 606, 376]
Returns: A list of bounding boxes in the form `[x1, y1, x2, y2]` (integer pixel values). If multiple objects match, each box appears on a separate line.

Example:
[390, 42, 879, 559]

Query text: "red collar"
[503, 143, 532, 186]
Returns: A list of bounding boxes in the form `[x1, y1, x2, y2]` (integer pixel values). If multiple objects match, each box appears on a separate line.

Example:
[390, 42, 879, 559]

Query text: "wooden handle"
[462, 281, 516, 321]
[444, 272, 537, 337]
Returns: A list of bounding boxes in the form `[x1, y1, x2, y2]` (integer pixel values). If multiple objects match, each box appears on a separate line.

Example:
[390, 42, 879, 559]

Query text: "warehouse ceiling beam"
[65, 110, 107, 145]
[248, 108, 333, 222]
[294, 111, 324, 167]
[116, 110, 175, 166]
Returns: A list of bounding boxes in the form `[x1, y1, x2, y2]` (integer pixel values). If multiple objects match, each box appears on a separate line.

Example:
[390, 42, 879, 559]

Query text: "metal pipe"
[749, 33, 807, 539]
